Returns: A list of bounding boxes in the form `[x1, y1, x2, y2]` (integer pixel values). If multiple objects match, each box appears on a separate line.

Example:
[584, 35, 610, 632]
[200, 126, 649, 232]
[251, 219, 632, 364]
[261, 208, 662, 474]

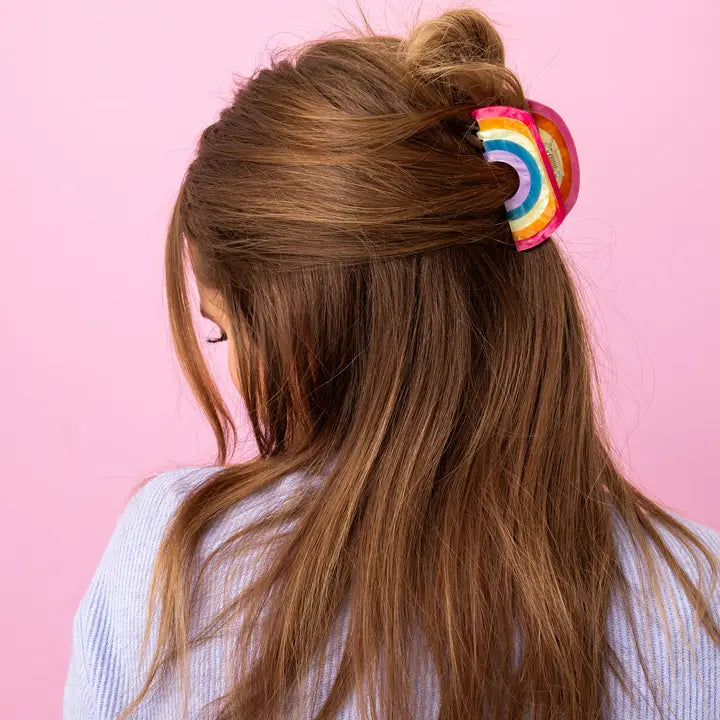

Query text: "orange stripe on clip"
[476, 116, 536, 144]
[512, 195, 558, 241]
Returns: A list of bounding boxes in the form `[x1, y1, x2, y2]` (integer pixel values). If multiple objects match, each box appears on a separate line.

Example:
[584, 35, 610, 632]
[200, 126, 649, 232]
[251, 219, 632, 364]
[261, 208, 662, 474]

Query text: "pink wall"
[2, 0, 718, 716]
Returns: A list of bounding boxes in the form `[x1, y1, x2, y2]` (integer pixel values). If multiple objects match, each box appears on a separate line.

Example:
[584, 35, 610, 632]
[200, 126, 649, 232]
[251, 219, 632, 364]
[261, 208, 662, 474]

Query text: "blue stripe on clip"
[482, 139, 543, 221]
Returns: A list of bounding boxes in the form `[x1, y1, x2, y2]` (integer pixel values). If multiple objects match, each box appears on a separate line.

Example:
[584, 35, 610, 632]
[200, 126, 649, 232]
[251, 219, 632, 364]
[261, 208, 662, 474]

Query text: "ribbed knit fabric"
[63, 465, 720, 719]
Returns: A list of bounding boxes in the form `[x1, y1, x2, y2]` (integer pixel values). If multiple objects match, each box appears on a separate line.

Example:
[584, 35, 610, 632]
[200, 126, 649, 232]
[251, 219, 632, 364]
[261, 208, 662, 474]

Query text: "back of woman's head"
[171, 8, 588, 464]
[125, 7, 719, 720]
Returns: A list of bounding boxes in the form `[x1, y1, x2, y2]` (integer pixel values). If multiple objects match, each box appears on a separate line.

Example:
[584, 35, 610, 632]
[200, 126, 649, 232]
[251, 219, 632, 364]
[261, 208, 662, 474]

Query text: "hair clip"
[471, 99, 580, 251]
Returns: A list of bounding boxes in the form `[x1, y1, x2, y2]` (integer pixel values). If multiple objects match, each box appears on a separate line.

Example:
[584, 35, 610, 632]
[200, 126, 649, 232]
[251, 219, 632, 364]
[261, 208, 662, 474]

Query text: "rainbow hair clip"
[471, 99, 580, 251]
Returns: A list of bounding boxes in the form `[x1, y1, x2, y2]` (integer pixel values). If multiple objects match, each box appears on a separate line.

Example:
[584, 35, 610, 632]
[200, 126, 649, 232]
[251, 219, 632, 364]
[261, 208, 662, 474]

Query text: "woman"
[63, 7, 720, 719]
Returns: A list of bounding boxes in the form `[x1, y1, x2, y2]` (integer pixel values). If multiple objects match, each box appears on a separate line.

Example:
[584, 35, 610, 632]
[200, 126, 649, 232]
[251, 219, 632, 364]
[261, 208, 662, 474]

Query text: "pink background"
[2, 0, 718, 717]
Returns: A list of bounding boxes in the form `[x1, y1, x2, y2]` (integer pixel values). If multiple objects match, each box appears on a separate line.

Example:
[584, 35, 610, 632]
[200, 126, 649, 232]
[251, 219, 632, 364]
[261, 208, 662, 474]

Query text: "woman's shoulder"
[84, 465, 225, 589]
[605, 511, 720, 719]
[70, 462, 304, 618]
[94, 463, 305, 565]
[108, 464, 222, 543]
[612, 510, 720, 600]
[63, 464, 302, 719]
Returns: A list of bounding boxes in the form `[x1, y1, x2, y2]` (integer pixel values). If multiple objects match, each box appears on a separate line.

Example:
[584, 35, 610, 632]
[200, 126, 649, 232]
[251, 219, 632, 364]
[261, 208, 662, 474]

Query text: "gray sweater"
[63, 465, 720, 719]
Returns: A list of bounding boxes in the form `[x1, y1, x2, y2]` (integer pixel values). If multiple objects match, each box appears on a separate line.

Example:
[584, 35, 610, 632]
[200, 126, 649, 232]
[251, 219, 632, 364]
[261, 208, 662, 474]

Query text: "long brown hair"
[119, 7, 719, 719]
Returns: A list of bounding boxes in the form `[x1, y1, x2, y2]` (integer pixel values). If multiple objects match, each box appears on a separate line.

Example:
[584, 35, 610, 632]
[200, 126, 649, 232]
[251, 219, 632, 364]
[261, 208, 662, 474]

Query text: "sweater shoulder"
[86, 465, 225, 596]
[605, 512, 720, 719]
[87, 462, 304, 586]
[613, 512, 720, 609]
[66, 464, 305, 719]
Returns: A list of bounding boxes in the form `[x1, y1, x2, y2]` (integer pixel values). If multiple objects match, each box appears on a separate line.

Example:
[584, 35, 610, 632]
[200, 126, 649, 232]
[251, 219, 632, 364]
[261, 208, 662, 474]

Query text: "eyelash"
[206, 331, 227, 344]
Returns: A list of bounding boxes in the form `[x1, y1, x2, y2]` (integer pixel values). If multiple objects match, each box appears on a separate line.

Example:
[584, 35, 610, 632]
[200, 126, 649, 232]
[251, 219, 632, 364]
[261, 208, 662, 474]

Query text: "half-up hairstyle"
[119, 7, 720, 720]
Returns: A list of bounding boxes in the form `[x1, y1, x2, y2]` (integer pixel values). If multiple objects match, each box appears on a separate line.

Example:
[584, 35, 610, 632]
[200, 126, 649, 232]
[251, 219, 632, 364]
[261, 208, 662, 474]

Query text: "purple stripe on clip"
[483, 149, 531, 212]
